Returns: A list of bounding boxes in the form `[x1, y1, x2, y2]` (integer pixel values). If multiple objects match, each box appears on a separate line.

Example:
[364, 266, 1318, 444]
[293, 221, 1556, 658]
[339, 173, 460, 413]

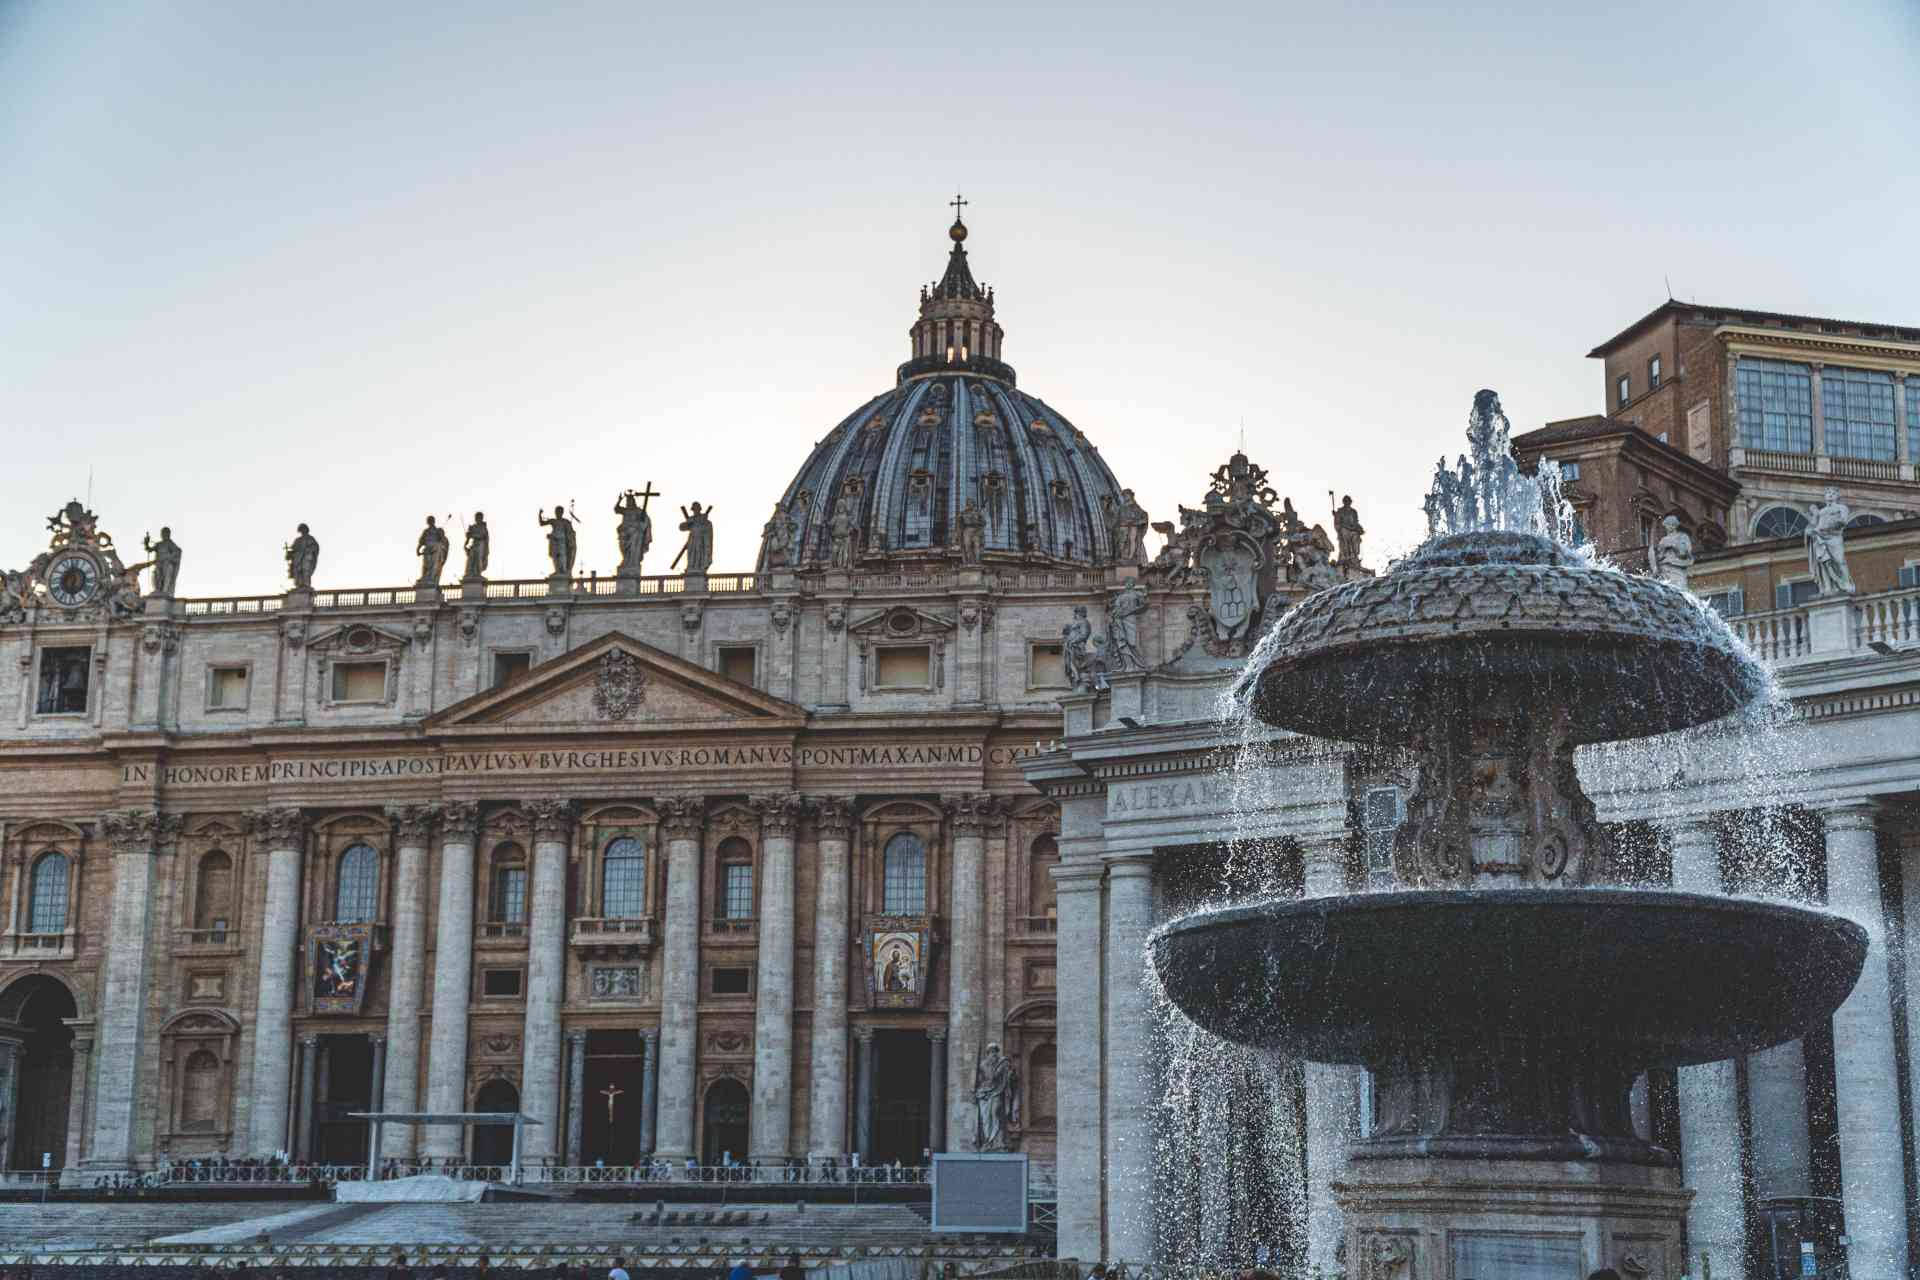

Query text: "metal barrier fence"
[129, 1161, 932, 1188]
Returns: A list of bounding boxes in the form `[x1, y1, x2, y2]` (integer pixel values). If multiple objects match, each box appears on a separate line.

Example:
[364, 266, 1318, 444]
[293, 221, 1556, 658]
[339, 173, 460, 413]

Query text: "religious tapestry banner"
[865, 917, 934, 1009]
[310, 922, 373, 1014]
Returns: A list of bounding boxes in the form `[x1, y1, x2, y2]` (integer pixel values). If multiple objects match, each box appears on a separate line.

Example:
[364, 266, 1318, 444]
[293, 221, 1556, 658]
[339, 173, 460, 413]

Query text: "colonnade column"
[927, 1026, 948, 1155]
[1668, 817, 1746, 1280]
[243, 807, 304, 1159]
[944, 793, 997, 1149]
[381, 805, 437, 1158]
[749, 794, 802, 1164]
[62, 1033, 92, 1171]
[423, 801, 482, 1158]
[1103, 854, 1158, 1266]
[652, 795, 706, 1161]
[86, 810, 178, 1167]
[565, 1029, 588, 1167]
[1820, 802, 1909, 1280]
[294, 1035, 319, 1162]
[639, 1026, 660, 1157]
[1051, 861, 1106, 1262]
[1301, 834, 1356, 1280]
[807, 798, 854, 1159]
[854, 1025, 875, 1163]
[519, 799, 576, 1165]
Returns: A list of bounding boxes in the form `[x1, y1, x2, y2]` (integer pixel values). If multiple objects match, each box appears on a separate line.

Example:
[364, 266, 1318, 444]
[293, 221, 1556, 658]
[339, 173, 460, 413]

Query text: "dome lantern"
[900, 195, 1013, 386]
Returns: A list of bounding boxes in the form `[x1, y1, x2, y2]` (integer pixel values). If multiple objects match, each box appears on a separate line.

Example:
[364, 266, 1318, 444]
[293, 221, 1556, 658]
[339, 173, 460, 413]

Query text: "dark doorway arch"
[471, 1078, 519, 1166]
[1, 975, 78, 1170]
[702, 1077, 749, 1166]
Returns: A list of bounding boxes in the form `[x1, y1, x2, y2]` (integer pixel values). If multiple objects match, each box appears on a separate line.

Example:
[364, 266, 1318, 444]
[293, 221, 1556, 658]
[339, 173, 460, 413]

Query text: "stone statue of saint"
[415, 516, 449, 586]
[463, 513, 490, 581]
[1648, 515, 1694, 590]
[674, 503, 715, 575]
[829, 496, 860, 570]
[1107, 578, 1148, 672]
[1062, 606, 1094, 691]
[971, 1042, 1020, 1153]
[286, 524, 320, 589]
[540, 505, 577, 577]
[1806, 488, 1857, 596]
[957, 498, 987, 565]
[1333, 494, 1365, 568]
[761, 503, 796, 568]
[615, 489, 654, 575]
[1110, 488, 1150, 565]
[143, 527, 181, 596]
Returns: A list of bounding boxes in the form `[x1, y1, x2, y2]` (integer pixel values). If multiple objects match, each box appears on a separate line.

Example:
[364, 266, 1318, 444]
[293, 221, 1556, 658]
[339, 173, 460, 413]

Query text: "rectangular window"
[36, 647, 90, 715]
[1735, 358, 1814, 453]
[330, 660, 386, 703]
[208, 666, 249, 710]
[1821, 366, 1896, 461]
[718, 645, 757, 687]
[875, 645, 932, 689]
[1701, 589, 1745, 618]
[1775, 579, 1820, 609]
[482, 968, 523, 998]
[1617, 373, 1630, 407]
[1648, 354, 1662, 389]
[711, 966, 751, 996]
[492, 652, 532, 688]
[491, 866, 528, 923]
[721, 863, 754, 920]
[1028, 642, 1068, 689]
[1556, 460, 1580, 483]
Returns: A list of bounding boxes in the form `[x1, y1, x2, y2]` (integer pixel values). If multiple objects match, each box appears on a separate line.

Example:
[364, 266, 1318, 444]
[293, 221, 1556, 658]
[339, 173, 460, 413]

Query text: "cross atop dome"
[902, 199, 1011, 385]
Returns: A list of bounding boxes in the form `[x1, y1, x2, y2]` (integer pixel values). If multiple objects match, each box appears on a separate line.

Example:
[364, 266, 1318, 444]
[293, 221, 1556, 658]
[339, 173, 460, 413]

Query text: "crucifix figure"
[599, 1081, 624, 1127]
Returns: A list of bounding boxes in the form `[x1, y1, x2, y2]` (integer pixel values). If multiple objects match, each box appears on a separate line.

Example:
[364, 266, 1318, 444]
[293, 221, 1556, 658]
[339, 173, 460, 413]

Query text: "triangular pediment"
[427, 631, 804, 731]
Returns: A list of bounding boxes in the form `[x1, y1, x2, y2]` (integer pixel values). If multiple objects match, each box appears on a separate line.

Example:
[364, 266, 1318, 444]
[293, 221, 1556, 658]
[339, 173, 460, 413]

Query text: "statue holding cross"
[615, 484, 658, 576]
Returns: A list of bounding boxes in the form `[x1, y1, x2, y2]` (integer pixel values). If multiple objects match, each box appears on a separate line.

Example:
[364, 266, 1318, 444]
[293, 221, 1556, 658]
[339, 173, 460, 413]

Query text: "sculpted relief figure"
[415, 516, 450, 586]
[615, 488, 655, 575]
[1107, 578, 1148, 673]
[971, 1042, 1021, 1152]
[540, 505, 577, 577]
[674, 502, 715, 575]
[957, 498, 987, 565]
[1062, 605, 1094, 690]
[828, 496, 860, 570]
[463, 513, 490, 581]
[1333, 494, 1365, 568]
[144, 527, 181, 596]
[1648, 514, 1694, 590]
[1806, 488, 1857, 596]
[286, 524, 320, 589]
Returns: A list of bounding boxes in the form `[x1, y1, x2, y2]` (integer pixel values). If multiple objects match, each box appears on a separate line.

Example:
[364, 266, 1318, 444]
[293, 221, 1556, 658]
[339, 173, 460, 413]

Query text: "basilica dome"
[763, 214, 1133, 568]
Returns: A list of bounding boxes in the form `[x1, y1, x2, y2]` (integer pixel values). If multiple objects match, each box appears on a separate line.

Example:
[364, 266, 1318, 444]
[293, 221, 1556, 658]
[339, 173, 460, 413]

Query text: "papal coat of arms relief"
[592, 648, 648, 720]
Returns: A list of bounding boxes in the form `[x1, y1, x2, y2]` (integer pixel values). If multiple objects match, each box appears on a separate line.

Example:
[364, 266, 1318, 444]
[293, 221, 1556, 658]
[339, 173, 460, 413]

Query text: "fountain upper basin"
[1151, 888, 1866, 1070]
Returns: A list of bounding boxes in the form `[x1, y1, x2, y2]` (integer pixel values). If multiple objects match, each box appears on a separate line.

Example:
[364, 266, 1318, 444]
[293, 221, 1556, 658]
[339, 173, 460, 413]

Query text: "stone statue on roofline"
[463, 514, 490, 581]
[144, 527, 181, 596]
[1806, 489, 1857, 596]
[615, 489, 655, 575]
[540, 504, 577, 577]
[415, 516, 449, 586]
[286, 524, 320, 589]
[1107, 578, 1148, 673]
[760, 502, 796, 568]
[674, 502, 715, 575]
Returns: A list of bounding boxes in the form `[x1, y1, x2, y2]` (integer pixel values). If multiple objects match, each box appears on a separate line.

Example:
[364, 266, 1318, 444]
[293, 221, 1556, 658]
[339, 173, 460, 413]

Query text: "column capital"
[370, 1033, 387, 1047]
[853, 1024, 876, 1043]
[440, 800, 484, 841]
[927, 1025, 948, 1043]
[1818, 800, 1882, 833]
[385, 804, 442, 844]
[944, 792, 1004, 836]
[641, 1025, 660, 1046]
[99, 809, 183, 855]
[1050, 861, 1106, 894]
[245, 806, 306, 850]
[298, 1034, 319, 1049]
[812, 795, 856, 839]
[526, 798, 579, 841]
[1105, 853, 1156, 880]
[656, 794, 707, 840]
[565, 1028, 588, 1048]
[1896, 370, 1909, 384]
[752, 793, 806, 839]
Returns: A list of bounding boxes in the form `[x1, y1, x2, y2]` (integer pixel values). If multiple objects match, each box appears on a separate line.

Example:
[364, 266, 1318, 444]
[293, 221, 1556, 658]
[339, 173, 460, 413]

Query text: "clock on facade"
[46, 552, 101, 607]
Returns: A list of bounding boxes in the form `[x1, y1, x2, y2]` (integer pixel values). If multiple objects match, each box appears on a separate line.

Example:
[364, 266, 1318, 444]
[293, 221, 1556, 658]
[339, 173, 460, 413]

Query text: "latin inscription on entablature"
[1108, 776, 1232, 819]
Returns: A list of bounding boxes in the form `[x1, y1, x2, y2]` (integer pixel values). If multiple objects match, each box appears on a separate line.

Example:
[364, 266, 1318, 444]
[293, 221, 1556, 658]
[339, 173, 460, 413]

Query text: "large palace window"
[1735, 359, 1813, 453]
[1821, 367, 1896, 461]
[195, 850, 234, 937]
[490, 844, 528, 924]
[721, 862, 754, 921]
[28, 851, 70, 933]
[601, 836, 647, 918]
[883, 832, 928, 914]
[335, 843, 378, 922]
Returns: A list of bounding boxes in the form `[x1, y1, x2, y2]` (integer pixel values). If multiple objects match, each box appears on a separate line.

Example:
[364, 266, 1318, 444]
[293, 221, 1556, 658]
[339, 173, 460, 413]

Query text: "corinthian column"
[653, 795, 706, 1161]
[944, 793, 998, 1148]
[749, 794, 802, 1163]
[423, 800, 482, 1158]
[241, 807, 305, 1158]
[381, 805, 438, 1158]
[87, 809, 181, 1168]
[807, 798, 854, 1159]
[519, 798, 577, 1165]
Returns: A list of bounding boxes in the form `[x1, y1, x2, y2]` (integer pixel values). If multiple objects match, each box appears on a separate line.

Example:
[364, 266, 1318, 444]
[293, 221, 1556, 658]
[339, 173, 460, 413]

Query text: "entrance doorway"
[583, 1030, 645, 1166]
[701, 1077, 748, 1166]
[2, 976, 76, 1170]
[871, 1030, 931, 1164]
[472, 1078, 519, 1165]
[314, 1034, 374, 1166]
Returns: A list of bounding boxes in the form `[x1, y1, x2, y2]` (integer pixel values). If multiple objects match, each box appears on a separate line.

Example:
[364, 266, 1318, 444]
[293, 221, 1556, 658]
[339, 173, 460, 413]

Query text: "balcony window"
[1735, 359, 1813, 453]
[1821, 367, 1896, 461]
[489, 844, 528, 925]
[601, 836, 647, 918]
[721, 862, 754, 920]
[28, 851, 70, 933]
[883, 832, 928, 915]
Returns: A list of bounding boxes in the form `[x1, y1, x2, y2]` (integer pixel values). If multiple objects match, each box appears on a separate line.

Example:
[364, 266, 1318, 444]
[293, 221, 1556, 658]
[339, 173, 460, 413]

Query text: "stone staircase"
[0, 1202, 295, 1248]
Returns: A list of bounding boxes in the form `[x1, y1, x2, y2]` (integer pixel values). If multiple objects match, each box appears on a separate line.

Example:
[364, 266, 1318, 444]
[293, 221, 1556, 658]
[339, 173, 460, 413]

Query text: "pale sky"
[4, 1, 1917, 595]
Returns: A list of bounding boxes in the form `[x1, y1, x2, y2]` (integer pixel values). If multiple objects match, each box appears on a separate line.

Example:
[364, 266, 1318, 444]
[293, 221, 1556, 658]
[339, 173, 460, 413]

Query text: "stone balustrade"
[1729, 582, 1920, 662]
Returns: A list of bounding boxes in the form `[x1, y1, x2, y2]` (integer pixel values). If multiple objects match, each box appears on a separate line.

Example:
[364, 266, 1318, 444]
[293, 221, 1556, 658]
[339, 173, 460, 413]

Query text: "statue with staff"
[615, 484, 657, 575]
[539, 504, 578, 577]
[673, 502, 715, 575]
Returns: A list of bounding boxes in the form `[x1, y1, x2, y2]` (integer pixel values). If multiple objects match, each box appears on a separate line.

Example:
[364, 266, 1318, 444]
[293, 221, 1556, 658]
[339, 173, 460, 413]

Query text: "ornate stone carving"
[544, 605, 568, 635]
[386, 804, 441, 843]
[100, 809, 183, 855]
[770, 599, 791, 632]
[591, 965, 645, 999]
[679, 600, 703, 633]
[282, 619, 306, 650]
[459, 608, 479, 643]
[813, 796, 855, 839]
[945, 792, 1004, 836]
[970, 1041, 1020, 1152]
[526, 798, 578, 841]
[708, 1029, 749, 1053]
[591, 648, 648, 720]
[141, 622, 178, 655]
[440, 800, 485, 841]
[245, 807, 306, 850]
[656, 795, 706, 840]
[825, 602, 846, 633]
[1361, 1234, 1411, 1279]
[753, 793, 805, 838]
[481, 1033, 520, 1056]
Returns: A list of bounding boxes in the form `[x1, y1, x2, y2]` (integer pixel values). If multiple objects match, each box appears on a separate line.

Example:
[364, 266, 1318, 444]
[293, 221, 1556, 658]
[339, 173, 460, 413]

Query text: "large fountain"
[1151, 393, 1868, 1279]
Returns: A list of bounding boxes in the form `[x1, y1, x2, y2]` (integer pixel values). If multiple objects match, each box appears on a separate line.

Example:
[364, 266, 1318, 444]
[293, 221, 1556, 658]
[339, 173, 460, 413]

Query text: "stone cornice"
[244, 806, 305, 850]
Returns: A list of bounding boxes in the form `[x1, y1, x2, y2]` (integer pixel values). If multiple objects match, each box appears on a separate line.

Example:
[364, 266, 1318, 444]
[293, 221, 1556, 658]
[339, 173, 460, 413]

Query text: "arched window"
[335, 843, 379, 923]
[181, 1049, 221, 1131]
[28, 851, 69, 934]
[883, 832, 927, 915]
[489, 843, 528, 924]
[1848, 513, 1887, 529]
[195, 850, 234, 935]
[1754, 506, 1809, 540]
[1028, 834, 1059, 925]
[602, 836, 647, 919]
